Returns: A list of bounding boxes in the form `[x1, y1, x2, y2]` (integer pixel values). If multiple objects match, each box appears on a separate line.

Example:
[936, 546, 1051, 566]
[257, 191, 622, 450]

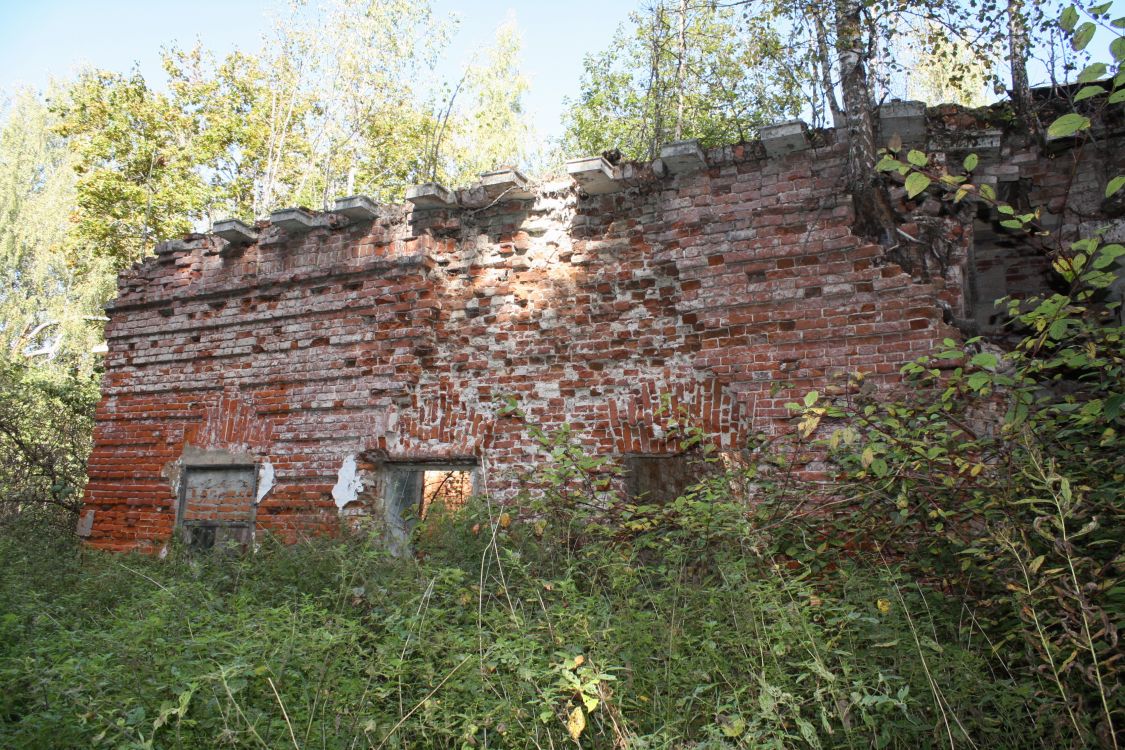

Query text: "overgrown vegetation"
[0, 355, 98, 521]
[2, 206, 1121, 744]
[0, 485, 1098, 749]
[1, 2, 1123, 747]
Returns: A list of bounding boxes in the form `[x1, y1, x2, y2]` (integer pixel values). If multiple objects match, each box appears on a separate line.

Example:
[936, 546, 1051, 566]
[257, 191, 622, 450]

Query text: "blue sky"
[2, 0, 1122, 141]
[0, 0, 634, 141]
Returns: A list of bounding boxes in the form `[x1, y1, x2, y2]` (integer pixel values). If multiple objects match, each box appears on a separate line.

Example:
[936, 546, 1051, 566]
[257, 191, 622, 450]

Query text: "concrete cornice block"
[333, 195, 381, 221]
[877, 100, 927, 147]
[479, 169, 533, 200]
[270, 207, 317, 232]
[155, 235, 211, 256]
[406, 183, 458, 209]
[759, 120, 810, 158]
[212, 218, 259, 245]
[659, 140, 706, 175]
[566, 156, 621, 195]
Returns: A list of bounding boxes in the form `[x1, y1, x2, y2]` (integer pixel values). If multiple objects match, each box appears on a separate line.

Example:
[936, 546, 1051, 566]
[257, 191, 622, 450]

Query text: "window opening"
[623, 454, 694, 504]
[421, 469, 473, 518]
[177, 464, 257, 551]
[382, 462, 476, 547]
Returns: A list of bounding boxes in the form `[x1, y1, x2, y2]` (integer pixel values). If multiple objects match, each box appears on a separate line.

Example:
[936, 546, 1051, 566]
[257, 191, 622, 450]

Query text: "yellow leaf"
[720, 715, 747, 737]
[876, 598, 892, 614]
[498, 512, 512, 529]
[567, 705, 586, 741]
[798, 414, 821, 438]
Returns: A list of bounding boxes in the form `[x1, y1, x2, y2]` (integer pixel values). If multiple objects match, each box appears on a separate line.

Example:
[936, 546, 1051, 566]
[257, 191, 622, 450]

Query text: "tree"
[58, 0, 453, 246]
[725, 0, 1077, 242]
[901, 20, 996, 107]
[0, 90, 115, 370]
[258, 0, 450, 209]
[52, 70, 210, 267]
[562, 1, 808, 161]
[163, 0, 451, 218]
[832, 0, 897, 243]
[163, 46, 307, 223]
[0, 353, 98, 518]
[0, 93, 105, 520]
[442, 19, 533, 185]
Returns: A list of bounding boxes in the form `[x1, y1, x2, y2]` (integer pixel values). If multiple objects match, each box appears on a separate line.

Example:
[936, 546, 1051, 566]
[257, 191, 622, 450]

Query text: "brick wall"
[927, 102, 1125, 333]
[81, 109, 1121, 552]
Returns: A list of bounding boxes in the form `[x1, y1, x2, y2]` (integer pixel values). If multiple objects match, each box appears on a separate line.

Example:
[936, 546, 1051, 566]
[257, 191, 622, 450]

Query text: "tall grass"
[0, 503, 1080, 750]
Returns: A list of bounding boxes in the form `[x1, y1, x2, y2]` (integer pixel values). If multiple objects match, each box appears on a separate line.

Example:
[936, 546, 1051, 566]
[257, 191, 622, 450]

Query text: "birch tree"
[0, 91, 114, 370]
[444, 20, 533, 185]
[562, 1, 808, 161]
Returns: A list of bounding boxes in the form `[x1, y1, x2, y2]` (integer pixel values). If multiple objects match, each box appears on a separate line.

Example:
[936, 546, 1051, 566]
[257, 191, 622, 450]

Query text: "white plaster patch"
[256, 461, 275, 503]
[331, 455, 365, 510]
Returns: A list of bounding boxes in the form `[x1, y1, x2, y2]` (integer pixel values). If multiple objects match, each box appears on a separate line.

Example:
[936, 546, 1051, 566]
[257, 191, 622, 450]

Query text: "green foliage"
[442, 20, 533, 185]
[53, 69, 211, 267]
[0, 91, 116, 368]
[245, 0, 455, 210]
[0, 494, 1074, 749]
[791, 290, 1123, 744]
[804, 12, 1125, 743]
[561, 2, 807, 161]
[0, 354, 99, 518]
[22, 0, 533, 272]
[160, 46, 309, 221]
[900, 19, 997, 107]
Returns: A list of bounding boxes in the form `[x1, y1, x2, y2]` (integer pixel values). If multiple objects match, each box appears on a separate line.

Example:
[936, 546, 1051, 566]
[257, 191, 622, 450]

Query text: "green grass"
[0, 506, 1081, 750]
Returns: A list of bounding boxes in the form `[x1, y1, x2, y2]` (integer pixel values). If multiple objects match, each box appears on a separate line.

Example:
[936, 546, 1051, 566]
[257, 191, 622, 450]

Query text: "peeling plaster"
[331, 455, 365, 510]
[256, 461, 275, 503]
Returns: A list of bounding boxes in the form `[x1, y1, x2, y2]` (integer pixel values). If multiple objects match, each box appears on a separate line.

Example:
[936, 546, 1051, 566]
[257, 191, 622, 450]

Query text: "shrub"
[0, 486, 1087, 749]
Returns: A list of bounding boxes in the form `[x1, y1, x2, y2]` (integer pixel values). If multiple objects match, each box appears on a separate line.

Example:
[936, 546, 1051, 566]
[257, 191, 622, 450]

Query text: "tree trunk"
[812, 7, 844, 129]
[835, 0, 896, 244]
[1007, 0, 1033, 128]
[674, 0, 688, 140]
[644, 3, 667, 159]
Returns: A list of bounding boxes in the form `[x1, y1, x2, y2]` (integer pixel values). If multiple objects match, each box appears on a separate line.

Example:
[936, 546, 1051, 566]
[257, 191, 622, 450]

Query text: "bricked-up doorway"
[382, 462, 476, 549]
[623, 455, 696, 504]
[177, 465, 257, 551]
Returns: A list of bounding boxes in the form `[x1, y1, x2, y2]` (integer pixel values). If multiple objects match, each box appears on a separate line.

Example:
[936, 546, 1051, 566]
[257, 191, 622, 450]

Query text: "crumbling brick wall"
[927, 100, 1125, 333]
[80, 104, 1122, 553]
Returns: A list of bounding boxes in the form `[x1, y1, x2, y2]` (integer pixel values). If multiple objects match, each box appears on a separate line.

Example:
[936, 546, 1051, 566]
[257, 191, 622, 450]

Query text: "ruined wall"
[927, 101, 1125, 333]
[80, 103, 1124, 553]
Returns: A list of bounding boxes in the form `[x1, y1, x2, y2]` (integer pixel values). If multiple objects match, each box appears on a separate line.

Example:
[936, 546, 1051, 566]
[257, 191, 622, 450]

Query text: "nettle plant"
[803, 4, 1124, 745]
